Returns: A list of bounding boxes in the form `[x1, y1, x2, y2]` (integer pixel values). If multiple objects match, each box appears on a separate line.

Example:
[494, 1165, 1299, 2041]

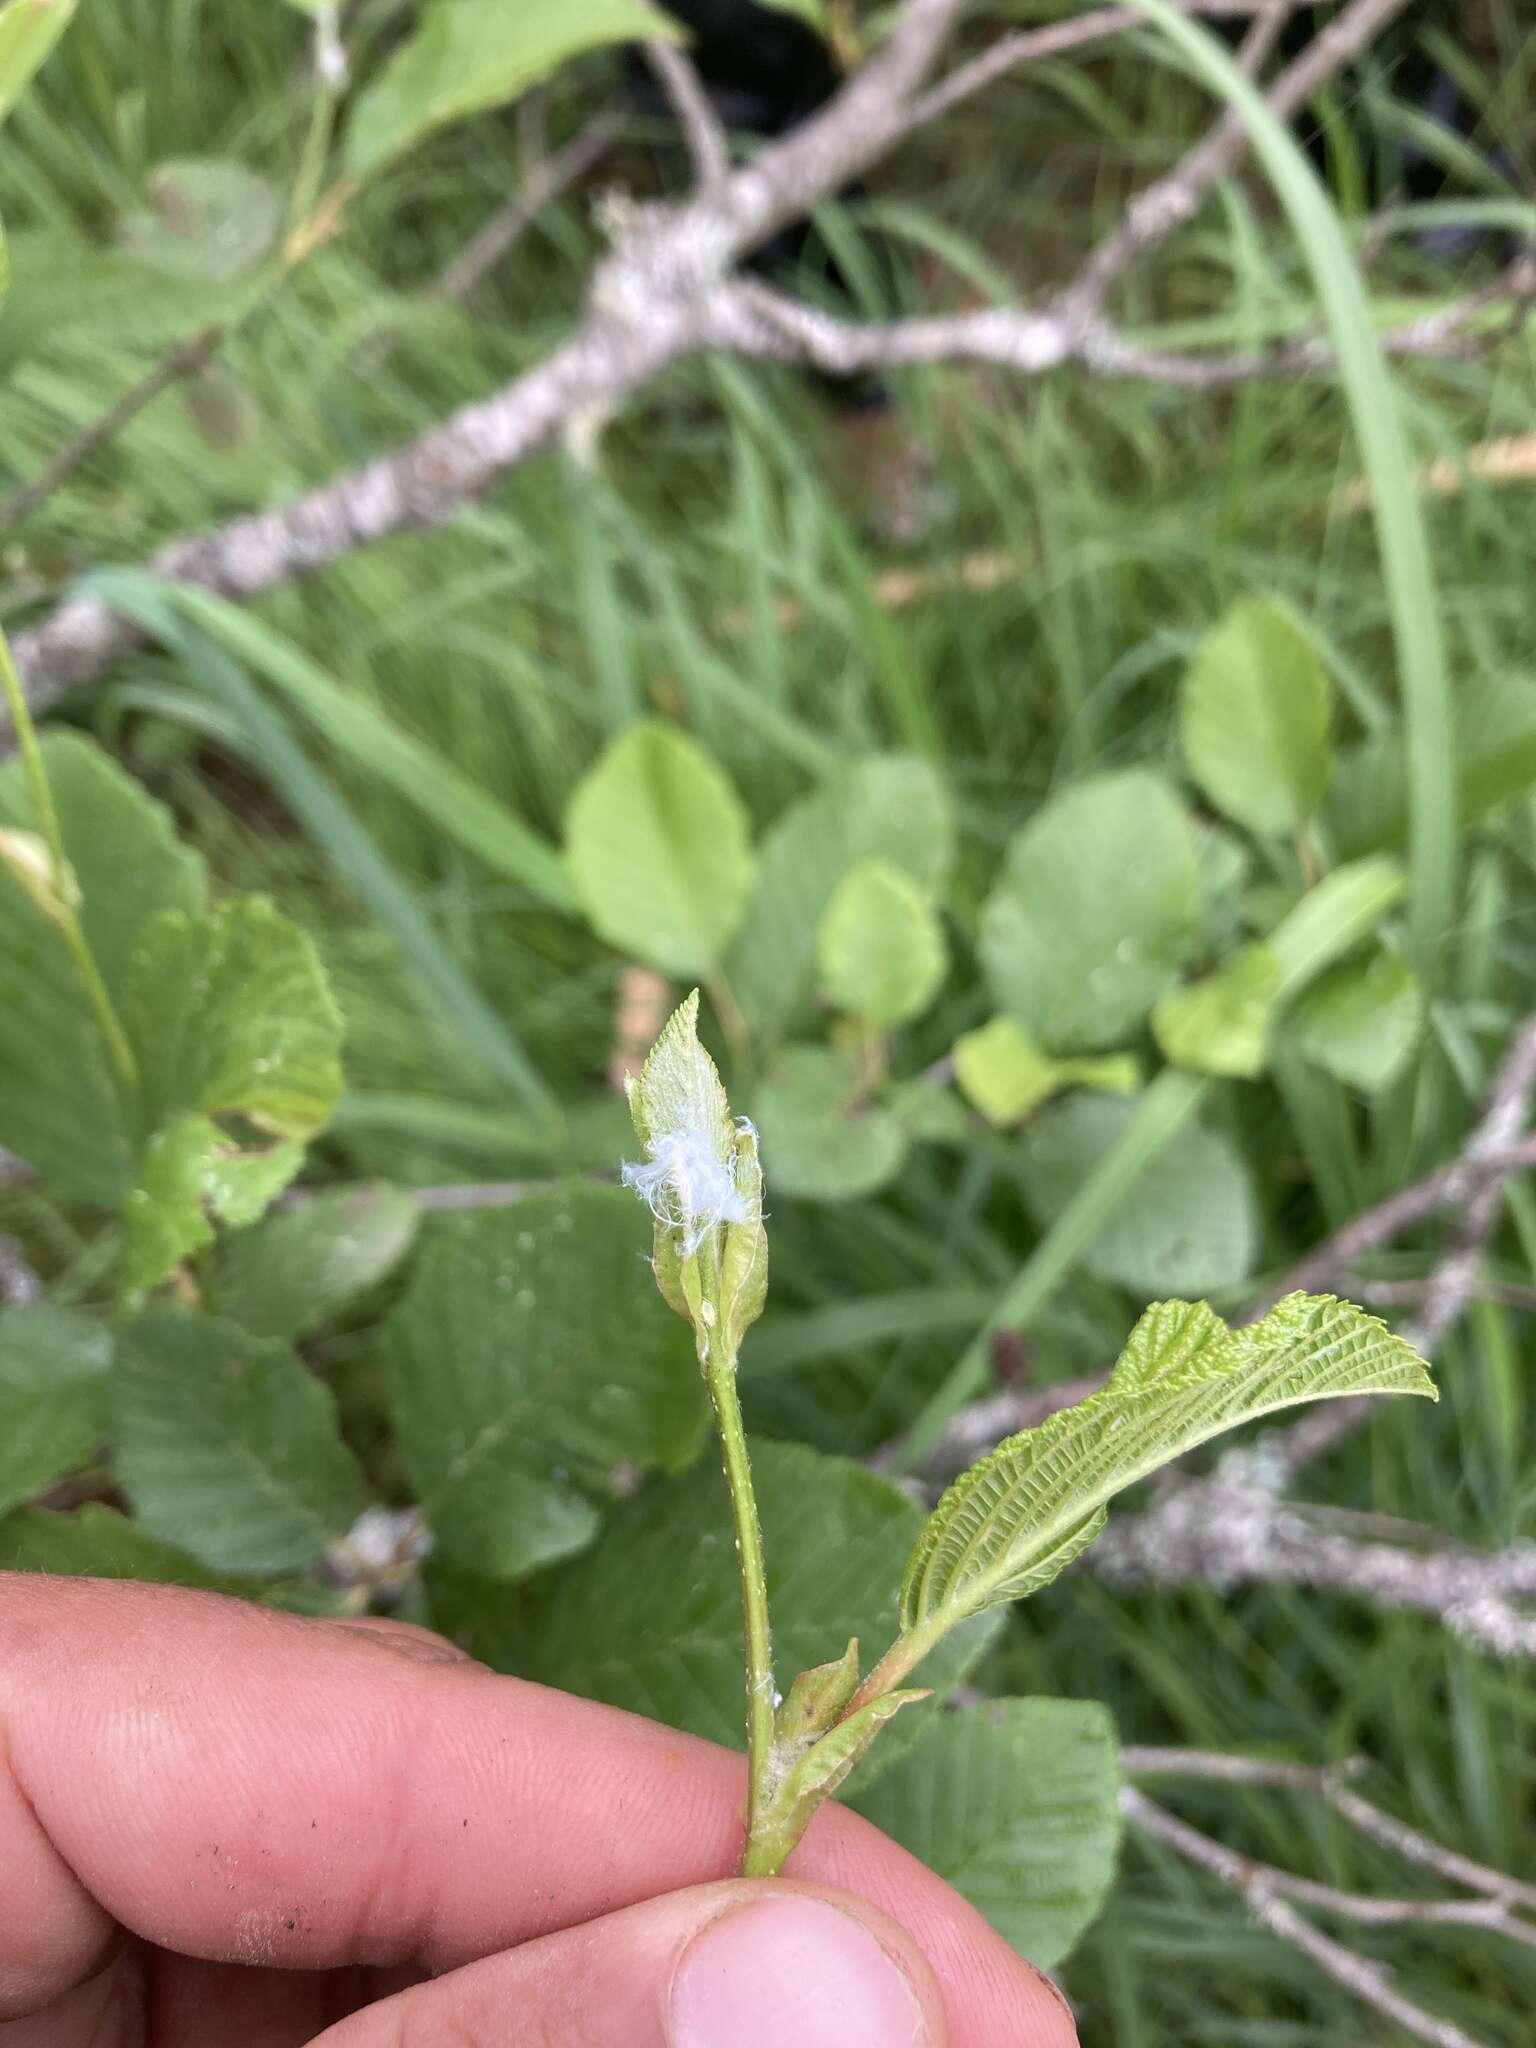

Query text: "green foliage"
[565, 722, 756, 976]
[1153, 942, 1280, 1078]
[516, 1439, 1000, 1764]
[0, 1308, 111, 1516]
[853, 1699, 1122, 1968]
[1291, 945, 1425, 1092]
[0, 732, 202, 1203]
[120, 160, 281, 282]
[346, 0, 677, 179]
[754, 1046, 907, 1201]
[1018, 1092, 1257, 1295]
[0, 0, 77, 124]
[1181, 596, 1334, 835]
[215, 1185, 420, 1340]
[121, 897, 344, 1294]
[901, 1295, 1434, 1638]
[728, 755, 954, 1038]
[817, 858, 947, 1027]
[114, 1310, 371, 1575]
[955, 1014, 1140, 1126]
[384, 1188, 708, 1578]
[980, 770, 1199, 1052]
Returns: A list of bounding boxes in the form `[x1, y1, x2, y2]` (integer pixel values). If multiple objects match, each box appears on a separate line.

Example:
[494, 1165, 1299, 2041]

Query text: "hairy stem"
[0, 628, 138, 1092]
[697, 1250, 777, 1874]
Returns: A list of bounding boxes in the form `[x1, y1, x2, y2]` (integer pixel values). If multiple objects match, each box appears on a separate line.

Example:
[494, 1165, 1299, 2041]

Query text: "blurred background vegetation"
[1, 1, 1535, 2038]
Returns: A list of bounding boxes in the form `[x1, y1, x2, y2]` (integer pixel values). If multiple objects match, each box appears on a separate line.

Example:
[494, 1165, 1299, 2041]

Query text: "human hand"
[0, 1576, 1077, 2046]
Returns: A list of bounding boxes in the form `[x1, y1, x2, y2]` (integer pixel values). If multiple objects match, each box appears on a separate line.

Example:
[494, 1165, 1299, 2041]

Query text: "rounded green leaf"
[1290, 946, 1424, 1092]
[1152, 942, 1280, 1079]
[565, 722, 755, 976]
[979, 770, 1199, 1053]
[817, 860, 947, 1028]
[852, 1699, 1121, 1968]
[728, 754, 954, 1039]
[1181, 595, 1334, 835]
[114, 1311, 371, 1576]
[383, 1187, 708, 1579]
[1019, 1093, 1256, 1296]
[754, 1047, 906, 1202]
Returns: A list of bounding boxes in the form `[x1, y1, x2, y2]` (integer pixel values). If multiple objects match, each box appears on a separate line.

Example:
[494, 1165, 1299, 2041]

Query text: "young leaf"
[1181, 595, 1334, 835]
[120, 897, 345, 1295]
[852, 1698, 1121, 1969]
[817, 859, 947, 1028]
[565, 723, 755, 977]
[1018, 1093, 1256, 1296]
[757, 1689, 930, 1865]
[1267, 855, 1405, 998]
[1152, 941, 1280, 1079]
[216, 1184, 420, 1340]
[512, 1440, 1000, 1778]
[114, 1310, 372, 1576]
[979, 770, 1198, 1053]
[954, 1015, 1139, 1127]
[900, 1294, 1435, 1639]
[727, 754, 954, 1039]
[1290, 947, 1424, 1092]
[754, 1047, 906, 1202]
[346, 0, 677, 180]
[383, 1187, 708, 1580]
[0, 1308, 112, 1517]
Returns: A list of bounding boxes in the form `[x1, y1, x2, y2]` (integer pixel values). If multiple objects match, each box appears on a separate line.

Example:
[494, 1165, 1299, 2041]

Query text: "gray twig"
[0, 325, 225, 533]
[428, 107, 624, 304]
[1124, 1786, 1495, 2048]
[645, 39, 730, 190]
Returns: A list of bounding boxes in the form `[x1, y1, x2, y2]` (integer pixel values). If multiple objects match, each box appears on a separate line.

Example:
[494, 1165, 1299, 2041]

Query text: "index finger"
[0, 1577, 1069, 2045]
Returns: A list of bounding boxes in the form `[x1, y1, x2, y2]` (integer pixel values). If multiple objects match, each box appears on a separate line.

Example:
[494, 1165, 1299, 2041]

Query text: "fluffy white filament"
[622, 1126, 752, 1255]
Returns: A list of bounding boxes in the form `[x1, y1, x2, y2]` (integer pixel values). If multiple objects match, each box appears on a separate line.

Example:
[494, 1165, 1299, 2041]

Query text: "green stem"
[698, 1266, 777, 1875]
[0, 627, 138, 1091]
[841, 1624, 937, 1721]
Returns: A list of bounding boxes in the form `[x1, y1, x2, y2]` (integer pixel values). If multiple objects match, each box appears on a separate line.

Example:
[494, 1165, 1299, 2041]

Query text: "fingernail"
[670, 1894, 929, 2048]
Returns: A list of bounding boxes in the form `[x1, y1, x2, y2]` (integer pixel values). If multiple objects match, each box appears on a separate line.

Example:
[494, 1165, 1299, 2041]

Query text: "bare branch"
[645, 39, 730, 190]
[910, 1, 1294, 128]
[1095, 1483, 1536, 1662]
[1068, 0, 1417, 312]
[428, 107, 623, 304]
[0, 1234, 42, 1306]
[1276, 1012, 1536, 1475]
[1124, 1786, 1494, 2048]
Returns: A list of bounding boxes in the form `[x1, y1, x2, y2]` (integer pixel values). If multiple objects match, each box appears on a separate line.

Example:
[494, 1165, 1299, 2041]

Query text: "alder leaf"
[852, 1697, 1121, 1968]
[565, 723, 755, 976]
[900, 1293, 1434, 1637]
[817, 859, 947, 1028]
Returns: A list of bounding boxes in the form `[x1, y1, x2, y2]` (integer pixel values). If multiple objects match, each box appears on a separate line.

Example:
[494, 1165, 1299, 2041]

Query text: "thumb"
[313, 1879, 957, 2047]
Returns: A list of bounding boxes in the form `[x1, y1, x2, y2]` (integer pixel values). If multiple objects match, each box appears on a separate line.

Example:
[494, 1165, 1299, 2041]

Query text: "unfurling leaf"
[1152, 941, 1279, 1078]
[900, 1293, 1434, 1637]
